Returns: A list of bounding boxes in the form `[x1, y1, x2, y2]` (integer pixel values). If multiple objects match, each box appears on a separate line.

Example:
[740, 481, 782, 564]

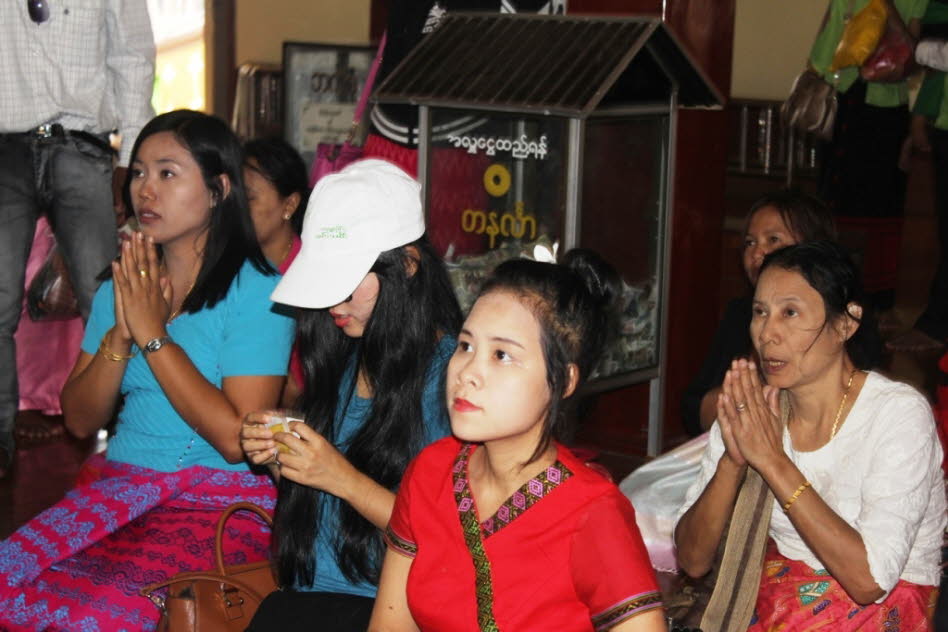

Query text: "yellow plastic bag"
[830, 0, 889, 71]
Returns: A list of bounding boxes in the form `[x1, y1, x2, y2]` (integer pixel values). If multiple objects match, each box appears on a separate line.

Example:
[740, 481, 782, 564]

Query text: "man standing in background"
[0, 0, 155, 476]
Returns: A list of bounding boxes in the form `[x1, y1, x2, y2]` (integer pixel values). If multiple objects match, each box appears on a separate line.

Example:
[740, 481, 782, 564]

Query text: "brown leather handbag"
[139, 502, 278, 632]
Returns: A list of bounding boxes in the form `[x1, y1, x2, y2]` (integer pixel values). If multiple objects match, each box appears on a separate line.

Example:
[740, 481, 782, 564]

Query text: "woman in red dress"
[369, 250, 666, 631]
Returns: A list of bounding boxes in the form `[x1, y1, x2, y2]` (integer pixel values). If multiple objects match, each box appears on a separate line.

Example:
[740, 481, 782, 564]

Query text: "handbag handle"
[139, 570, 271, 608]
[214, 502, 273, 576]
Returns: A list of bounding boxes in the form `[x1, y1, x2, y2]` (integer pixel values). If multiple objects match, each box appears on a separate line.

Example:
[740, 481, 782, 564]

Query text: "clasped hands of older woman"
[717, 358, 787, 473]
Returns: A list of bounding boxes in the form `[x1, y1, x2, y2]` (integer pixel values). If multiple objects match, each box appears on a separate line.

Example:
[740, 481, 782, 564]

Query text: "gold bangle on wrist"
[783, 480, 812, 513]
[99, 336, 135, 362]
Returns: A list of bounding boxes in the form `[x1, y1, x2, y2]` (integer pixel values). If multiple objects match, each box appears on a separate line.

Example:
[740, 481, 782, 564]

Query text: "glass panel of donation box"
[582, 116, 668, 379]
[426, 109, 568, 313]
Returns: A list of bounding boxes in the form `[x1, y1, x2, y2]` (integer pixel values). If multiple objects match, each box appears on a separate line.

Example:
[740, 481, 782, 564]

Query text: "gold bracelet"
[783, 480, 812, 513]
[99, 336, 134, 362]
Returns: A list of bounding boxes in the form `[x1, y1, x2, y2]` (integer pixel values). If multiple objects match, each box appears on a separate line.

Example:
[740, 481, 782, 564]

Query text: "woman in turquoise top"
[240, 159, 462, 632]
[63, 109, 294, 470]
[0, 110, 295, 631]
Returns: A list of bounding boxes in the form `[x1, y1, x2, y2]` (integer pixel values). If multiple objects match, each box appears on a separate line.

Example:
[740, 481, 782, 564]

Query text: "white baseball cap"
[271, 159, 425, 308]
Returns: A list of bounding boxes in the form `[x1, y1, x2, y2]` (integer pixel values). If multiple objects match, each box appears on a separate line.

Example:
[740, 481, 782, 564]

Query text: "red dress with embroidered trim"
[386, 437, 663, 631]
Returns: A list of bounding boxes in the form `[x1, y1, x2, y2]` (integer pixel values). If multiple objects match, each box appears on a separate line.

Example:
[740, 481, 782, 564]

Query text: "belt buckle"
[34, 124, 64, 138]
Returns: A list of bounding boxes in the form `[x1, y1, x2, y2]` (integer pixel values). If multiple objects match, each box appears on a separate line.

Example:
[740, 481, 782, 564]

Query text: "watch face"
[145, 337, 169, 353]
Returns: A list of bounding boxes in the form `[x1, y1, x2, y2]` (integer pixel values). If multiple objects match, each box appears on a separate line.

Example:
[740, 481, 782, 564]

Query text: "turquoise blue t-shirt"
[80, 261, 295, 472]
[299, 334, 456, 598]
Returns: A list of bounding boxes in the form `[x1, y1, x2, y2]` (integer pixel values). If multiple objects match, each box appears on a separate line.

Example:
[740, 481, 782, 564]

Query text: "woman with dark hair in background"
[244, 137, 310, 404]
[682, 190, 838, 436]
[369, 250, 665, 631]
[676, 241, 945, 629]
[240, 159, 462, 632]
[244, 137, 308, 269]
[0, 110, 295, 629]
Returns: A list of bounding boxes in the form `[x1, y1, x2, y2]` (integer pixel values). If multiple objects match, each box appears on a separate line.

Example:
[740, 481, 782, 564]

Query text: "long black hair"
[123, 109, 272, 311]
[243, 137, 310, 234]
[760, 241, 881, 369]
[477, 249, 620, 464]
[274, 236, 461, 587]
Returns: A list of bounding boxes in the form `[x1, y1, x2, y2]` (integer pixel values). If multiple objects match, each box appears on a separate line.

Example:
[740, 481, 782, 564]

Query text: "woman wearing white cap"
[240, 159, 462, 631]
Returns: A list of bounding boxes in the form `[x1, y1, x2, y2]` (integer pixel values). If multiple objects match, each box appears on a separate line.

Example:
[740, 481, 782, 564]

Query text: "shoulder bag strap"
[700, 391, 790, 632]
[345, 32, 388, 145]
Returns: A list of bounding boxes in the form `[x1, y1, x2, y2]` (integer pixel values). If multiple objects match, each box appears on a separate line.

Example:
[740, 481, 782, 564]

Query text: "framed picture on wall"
[282, 41, 375, 169]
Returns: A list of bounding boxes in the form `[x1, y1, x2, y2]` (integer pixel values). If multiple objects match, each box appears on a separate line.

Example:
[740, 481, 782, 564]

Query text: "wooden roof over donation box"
[373, 13, 724, 117]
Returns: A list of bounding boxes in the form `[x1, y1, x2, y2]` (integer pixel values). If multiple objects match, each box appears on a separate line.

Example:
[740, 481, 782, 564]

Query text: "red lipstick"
[452, 397, 480, 412]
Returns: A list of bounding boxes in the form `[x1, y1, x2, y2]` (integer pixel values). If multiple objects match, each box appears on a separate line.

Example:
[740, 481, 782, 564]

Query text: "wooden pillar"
[206, 0, 236, 121]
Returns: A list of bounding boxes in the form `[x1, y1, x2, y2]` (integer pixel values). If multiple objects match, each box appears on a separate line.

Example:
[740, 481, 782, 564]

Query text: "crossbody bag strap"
[700, 391, 790, 632]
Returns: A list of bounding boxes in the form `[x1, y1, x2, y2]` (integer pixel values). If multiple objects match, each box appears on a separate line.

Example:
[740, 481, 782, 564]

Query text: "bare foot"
[886, 328, 946, 353]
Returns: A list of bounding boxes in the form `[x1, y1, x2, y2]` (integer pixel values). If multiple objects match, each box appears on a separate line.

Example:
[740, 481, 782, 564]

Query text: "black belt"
[4, 123, 115, 155]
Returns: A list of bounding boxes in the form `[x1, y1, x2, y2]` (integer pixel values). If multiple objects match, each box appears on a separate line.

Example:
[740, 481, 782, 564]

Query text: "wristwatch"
[142, 335, 173, 355]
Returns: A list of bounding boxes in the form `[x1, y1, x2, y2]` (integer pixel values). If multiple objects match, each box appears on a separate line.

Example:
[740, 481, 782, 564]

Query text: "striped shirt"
[0, 0, 155, 165]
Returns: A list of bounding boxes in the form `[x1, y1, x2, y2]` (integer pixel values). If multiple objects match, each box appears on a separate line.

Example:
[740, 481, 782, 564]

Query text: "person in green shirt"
[809, 0, 928, 311]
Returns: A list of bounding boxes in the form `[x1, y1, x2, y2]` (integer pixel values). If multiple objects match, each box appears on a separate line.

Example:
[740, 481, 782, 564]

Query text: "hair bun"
[561, 248, 620, 309]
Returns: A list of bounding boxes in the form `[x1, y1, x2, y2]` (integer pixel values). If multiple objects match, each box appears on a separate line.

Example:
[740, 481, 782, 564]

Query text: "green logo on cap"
[315, 225, 347, 239]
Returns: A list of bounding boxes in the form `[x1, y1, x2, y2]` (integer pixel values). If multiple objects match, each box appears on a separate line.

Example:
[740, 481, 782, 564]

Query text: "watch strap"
[143, 335, 173, 354]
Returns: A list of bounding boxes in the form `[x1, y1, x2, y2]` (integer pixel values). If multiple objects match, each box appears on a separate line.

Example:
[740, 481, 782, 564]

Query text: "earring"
[283, 213, 291, 221]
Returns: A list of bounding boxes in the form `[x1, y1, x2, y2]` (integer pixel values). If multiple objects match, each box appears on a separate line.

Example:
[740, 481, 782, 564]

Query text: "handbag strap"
[342, 31, 387, 145]
[214, 502, 273, 575]
[354, 31, 387, 123]
[699, 391, 789, 632]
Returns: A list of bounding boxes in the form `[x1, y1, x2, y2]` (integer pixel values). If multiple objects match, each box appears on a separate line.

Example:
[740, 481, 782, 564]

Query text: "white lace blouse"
[678, 371, 947, 599]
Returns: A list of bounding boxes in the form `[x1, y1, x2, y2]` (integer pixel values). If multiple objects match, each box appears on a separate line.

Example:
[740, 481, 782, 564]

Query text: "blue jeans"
[0, 132, 117, 461]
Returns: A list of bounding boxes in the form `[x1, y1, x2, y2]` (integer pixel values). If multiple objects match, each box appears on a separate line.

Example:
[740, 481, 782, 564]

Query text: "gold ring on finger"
[139, 268, 148, 278]
[736, 402, 747, 412]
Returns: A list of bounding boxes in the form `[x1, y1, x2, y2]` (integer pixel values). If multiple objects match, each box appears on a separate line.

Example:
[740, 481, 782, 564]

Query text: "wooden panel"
[577, 383, 651, 457]
[663, 108, 730, 444]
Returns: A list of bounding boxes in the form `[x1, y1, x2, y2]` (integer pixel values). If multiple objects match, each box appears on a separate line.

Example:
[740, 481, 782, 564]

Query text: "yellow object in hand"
[265, 411, 303, 453]
[830, 0, 888, 72]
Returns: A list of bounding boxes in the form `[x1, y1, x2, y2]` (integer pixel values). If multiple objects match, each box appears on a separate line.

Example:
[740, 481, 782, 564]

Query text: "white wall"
[235, 0, 371, 66]
[731, 0, 826, 100]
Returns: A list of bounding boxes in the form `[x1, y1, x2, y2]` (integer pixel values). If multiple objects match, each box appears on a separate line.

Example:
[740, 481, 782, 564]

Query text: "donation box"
[374, 14, 722, 453]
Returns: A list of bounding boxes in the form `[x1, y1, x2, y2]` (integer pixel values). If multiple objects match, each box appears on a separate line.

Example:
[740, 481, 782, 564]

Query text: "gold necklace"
[278, 237, 294, 267]
[163, 254, 202, 323]
[167, 281, 195, 323]
[829, 368, 858, 440]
